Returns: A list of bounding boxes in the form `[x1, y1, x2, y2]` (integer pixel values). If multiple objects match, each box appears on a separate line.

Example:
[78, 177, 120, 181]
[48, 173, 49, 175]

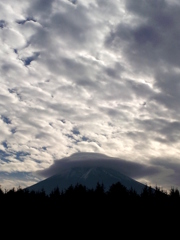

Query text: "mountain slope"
[25, 166, 148, 195]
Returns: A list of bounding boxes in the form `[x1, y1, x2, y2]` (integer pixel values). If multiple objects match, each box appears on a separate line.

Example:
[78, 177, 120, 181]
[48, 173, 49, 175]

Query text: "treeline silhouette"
[1, 182, 180, 216]
[1, 182, 180, 233]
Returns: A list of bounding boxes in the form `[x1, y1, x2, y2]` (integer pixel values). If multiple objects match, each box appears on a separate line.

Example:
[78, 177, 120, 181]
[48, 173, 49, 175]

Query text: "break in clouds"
[1, 0, 180, 191]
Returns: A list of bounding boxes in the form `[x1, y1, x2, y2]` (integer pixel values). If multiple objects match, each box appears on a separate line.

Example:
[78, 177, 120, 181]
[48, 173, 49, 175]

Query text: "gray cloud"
[26, 0, 55, 19]
[36, 152, 160, 180]
[1, 0, 180, 192]
[150, 157, 180, 188]
[106, 0, 180, 70]
[17, 18, 37, 25]
[34, 152, 180, 192]
[152, 70, 180, 110]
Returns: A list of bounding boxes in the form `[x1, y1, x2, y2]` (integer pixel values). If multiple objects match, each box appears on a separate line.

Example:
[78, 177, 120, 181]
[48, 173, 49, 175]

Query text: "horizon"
[0, 152, 177, 194]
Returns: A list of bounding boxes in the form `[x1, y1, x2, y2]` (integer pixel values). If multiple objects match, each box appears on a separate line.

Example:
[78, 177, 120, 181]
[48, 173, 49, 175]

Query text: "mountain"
[25, 166, 149, 195]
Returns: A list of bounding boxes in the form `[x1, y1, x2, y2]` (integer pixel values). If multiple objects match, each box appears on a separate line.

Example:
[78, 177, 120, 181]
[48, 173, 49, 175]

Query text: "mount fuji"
[25, 152, 152, 195]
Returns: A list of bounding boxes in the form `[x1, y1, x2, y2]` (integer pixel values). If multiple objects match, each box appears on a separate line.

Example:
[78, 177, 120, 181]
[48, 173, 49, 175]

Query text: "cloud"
[150, 157, 180, 189]
[1, 0, 180, 192]
[21, 52, 40, 66]
[106, 0, 180, 68]
[34, 152, 180, 192]
[36, 152, 160, 180]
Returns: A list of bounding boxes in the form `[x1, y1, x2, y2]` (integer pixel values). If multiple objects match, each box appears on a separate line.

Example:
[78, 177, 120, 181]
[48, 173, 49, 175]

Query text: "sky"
[1, 0, 180, 193]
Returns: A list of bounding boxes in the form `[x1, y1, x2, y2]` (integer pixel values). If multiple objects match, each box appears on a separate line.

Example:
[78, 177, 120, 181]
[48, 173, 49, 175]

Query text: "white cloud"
[1, 0, 180, 192]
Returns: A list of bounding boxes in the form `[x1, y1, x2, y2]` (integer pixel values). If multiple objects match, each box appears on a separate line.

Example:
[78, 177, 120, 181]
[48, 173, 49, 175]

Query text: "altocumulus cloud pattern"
[0, 0, 180, 193]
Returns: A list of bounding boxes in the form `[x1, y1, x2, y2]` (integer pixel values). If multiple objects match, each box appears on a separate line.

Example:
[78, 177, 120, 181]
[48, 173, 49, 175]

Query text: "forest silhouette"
[1, 181, 180, 235]
[1, 182, 180, 217]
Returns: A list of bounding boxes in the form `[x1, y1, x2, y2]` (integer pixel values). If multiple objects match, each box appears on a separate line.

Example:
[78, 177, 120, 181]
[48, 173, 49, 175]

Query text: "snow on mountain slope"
[25, 166, 148, 195]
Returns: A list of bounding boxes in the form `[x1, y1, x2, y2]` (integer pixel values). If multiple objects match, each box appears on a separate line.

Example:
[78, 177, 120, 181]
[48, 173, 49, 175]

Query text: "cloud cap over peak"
[36, 152, 160, 182]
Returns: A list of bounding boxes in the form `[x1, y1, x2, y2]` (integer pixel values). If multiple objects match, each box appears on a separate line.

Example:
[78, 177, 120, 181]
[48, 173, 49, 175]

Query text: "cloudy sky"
[1, 0, 180, 193]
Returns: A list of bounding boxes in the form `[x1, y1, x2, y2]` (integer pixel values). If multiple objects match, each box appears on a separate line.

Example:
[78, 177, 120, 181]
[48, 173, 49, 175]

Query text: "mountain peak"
[26, 165, 148, 195]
